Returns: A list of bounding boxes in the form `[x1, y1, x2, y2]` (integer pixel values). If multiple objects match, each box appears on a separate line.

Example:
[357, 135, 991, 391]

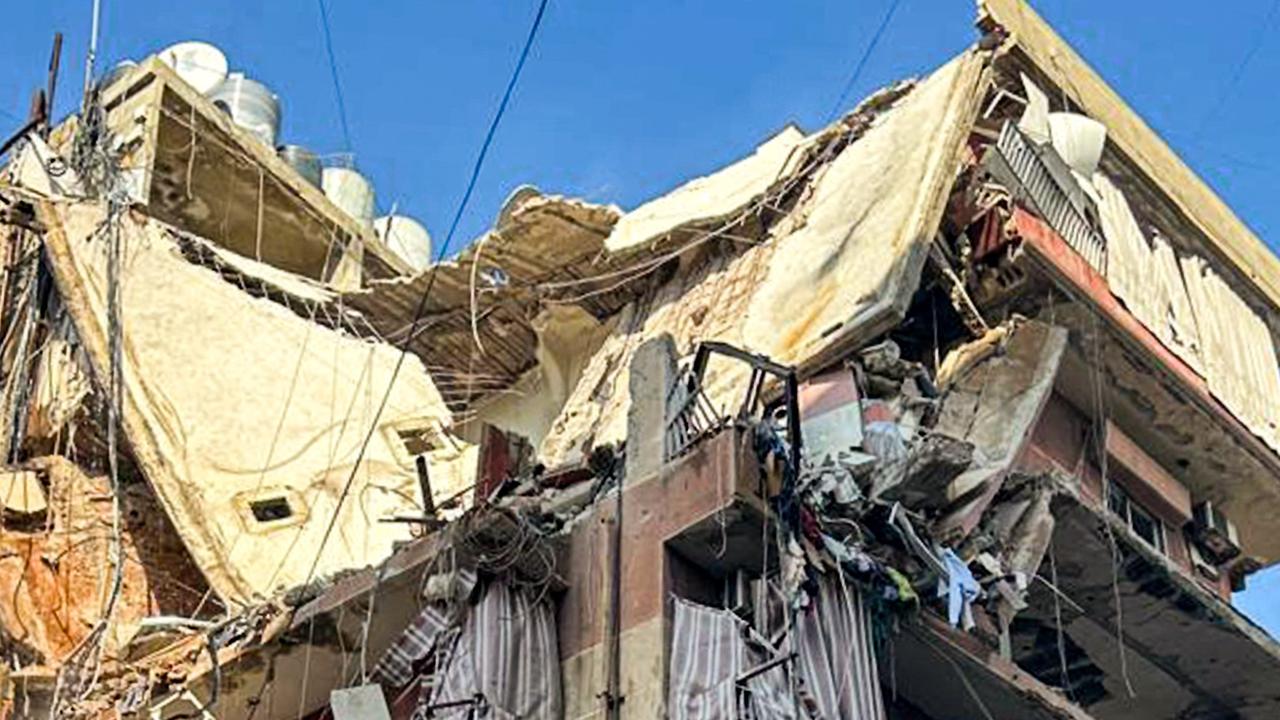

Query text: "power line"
[825, 0, 903, 123]
[316, 0, 354, 153]
[300, 0, 551, 587]
[438, 0, 549, 260]
[1190, 0, 1280, 141]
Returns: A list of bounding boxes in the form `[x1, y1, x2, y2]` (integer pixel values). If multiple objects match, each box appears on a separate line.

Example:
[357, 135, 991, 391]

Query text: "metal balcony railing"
[985, 121, 1108, 274]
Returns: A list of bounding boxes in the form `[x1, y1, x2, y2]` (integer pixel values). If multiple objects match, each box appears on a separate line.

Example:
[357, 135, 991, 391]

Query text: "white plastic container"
[157, 41, 228, 95]
[374, 215, 433, 270]
[322, 167, 375, 228]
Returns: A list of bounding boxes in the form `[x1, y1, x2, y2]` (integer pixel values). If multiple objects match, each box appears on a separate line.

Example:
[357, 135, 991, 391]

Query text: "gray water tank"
[277, 145, 322, 188]
[209, 73, 280, 147]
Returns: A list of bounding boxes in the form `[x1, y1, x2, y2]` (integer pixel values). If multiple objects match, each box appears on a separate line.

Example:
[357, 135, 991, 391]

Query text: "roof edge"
[978, 0, 1280, 314]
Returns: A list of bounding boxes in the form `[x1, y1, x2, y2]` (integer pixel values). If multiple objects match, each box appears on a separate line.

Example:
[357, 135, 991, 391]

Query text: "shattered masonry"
[0, 0, 1279, 718]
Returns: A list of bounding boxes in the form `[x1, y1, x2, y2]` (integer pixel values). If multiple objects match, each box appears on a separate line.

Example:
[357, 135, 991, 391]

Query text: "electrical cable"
[1190, 0, 1280, 141]
[316, 0, 354, 153]
[297, 0, 551, 590]
[825, 0, 903, 123]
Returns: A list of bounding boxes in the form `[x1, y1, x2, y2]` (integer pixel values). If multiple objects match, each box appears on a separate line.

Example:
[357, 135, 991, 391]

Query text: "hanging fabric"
[668, 597, 798, 720]
[427, 580, 563, 720]
[794, 575, 888, 720]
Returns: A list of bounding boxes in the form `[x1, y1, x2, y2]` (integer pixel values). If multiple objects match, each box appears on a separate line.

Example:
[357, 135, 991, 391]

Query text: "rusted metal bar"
[43, 32, 63, 138]
[416, 455, 436, 516]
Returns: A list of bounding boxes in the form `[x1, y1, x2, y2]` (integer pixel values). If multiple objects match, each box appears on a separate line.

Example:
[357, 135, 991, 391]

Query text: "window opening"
[1107, 482, 1165, 554]
[250, 496, 293, 523]
[397, 426, 442, 457]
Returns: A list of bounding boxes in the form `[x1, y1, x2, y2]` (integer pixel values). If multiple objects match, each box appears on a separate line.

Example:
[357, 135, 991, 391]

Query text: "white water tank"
[209, 73, 281, 147]
[375, 215, 433, 271]
[322, 168, 375, 228]
[157, 41, 228, 95]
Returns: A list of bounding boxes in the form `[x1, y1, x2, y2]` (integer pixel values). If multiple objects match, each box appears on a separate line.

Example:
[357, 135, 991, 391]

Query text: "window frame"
[1106, 481, 1167, 555]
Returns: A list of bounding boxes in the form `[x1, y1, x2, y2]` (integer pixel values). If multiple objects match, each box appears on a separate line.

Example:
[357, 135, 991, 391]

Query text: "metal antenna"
[83, 0, 102, 106]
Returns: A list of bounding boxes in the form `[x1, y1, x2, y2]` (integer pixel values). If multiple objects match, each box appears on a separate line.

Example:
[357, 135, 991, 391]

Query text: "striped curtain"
[794, 576, 886, 720]
[372, 603, 453, 689]
[427, 580, 562, 720]
[668, 577, 885, 720]
[668, 598, 798, 720]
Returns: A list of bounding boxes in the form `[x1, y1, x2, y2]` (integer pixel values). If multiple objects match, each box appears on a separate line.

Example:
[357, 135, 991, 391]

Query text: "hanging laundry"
[937, 548, 981, 630]
[885, 567, 918, 606]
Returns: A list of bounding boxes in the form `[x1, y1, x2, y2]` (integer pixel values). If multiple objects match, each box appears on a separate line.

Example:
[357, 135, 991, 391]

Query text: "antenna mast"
[83, 0, 102, 106]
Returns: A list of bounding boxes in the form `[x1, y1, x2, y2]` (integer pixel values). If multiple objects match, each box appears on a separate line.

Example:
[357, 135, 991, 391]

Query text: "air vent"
[397, 426, 442, 457]
[249, 496, 293, 523]
[1188, 500, 1241, 565]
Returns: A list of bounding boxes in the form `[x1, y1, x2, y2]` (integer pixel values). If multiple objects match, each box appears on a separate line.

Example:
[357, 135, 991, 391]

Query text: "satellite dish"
[158, 41, 228, 95]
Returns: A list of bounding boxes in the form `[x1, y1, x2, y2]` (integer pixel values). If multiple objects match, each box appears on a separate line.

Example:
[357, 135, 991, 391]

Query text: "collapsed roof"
[34, 199, 474, 606]
[3, 1, 1280, 716]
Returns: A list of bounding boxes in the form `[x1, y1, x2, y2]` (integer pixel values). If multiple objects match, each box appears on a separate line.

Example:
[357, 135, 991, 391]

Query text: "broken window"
[1108, 483, 1166, 554]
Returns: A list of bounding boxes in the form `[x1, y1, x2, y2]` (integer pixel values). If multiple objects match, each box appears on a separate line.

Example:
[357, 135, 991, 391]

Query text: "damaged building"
[1, 0, 1279, 718]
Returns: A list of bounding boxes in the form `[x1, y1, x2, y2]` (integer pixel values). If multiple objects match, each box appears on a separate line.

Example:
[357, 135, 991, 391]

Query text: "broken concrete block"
[860, 339, 911, 379]
[872, 434, 975, 507]
[932, 321, 1068, 541]
[330, 685, 392, 720]
[985, 491, 1035, 549]
[541, 478, 597, 519]
[1006, 486, 1055, 576]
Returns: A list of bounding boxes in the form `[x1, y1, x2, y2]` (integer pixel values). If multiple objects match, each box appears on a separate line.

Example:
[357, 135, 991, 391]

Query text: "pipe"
[416, 455, 435, 515]
[137, 616, 216, 631]
[602, 473, 624, 719]
[44, 33, 63, 138]
[82, 0, 101, 107]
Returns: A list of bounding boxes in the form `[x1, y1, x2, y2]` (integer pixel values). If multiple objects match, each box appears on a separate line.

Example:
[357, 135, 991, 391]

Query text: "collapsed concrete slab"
[37, 200, 475, 605]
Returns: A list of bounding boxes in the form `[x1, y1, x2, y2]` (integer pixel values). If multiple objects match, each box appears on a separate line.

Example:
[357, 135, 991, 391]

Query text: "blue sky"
[2, 2, 1277, 633]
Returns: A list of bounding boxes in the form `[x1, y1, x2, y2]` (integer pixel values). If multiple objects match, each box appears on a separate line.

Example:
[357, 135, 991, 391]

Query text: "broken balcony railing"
[983, 121, 1107, 274]
[666, 370, 724, 462]
[664, 341, 801, 478]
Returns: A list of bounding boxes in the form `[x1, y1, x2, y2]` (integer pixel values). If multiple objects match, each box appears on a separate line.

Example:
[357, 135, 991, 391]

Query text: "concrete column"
[617, 334, 678, 719]
[624, 333, 678, 485]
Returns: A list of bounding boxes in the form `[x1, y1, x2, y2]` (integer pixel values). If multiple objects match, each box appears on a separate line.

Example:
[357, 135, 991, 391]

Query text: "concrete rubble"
[0, 0, 1278, 718]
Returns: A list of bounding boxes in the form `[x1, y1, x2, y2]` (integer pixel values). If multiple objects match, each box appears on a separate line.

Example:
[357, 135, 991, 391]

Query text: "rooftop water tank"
[322, 167, 375, 228]
[209, 73, 281, 147]
[157, 41, 228, 95]
[374, 215, 433, 271]
[278, 145, 322, 188]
